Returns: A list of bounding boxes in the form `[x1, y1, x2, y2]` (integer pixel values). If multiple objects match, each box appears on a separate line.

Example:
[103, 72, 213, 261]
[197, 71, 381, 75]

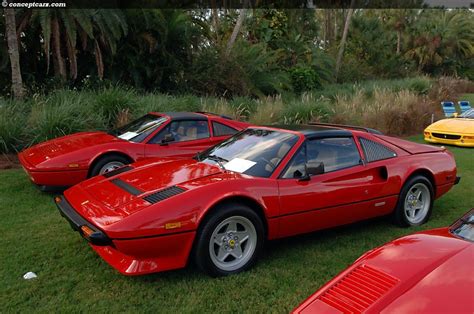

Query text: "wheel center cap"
[229, 239, 235, 248]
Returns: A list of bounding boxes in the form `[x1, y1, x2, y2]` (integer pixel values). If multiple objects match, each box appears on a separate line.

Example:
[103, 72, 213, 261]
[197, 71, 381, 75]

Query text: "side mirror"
[160, 134, 175, 145]
[298, 161, 324, 181]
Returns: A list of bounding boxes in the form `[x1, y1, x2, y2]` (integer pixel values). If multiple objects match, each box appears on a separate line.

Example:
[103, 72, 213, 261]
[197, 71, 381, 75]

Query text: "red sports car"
[293, 208, 474, 314]
[55, 124, 459, 276]
[19, 112, 249, 190]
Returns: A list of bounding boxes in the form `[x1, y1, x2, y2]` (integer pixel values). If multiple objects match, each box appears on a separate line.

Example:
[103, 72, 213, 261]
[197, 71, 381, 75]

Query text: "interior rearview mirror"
[161, 134, 175, 145]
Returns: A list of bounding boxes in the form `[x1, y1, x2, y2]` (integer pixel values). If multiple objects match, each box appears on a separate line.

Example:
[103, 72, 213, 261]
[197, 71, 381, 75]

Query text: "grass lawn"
[1, 136, 472, 313]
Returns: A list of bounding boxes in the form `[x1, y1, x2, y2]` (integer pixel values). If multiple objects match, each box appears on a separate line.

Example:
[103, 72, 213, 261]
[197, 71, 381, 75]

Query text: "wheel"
[194, 203, 264, 277]
[393, 175, 434, 227]
[89, 154, 130, 177]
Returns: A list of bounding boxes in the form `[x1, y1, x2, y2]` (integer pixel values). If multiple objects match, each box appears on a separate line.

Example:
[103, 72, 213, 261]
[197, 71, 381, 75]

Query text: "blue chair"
[458, 101, 471, 114]
[441, 101, 456, 117]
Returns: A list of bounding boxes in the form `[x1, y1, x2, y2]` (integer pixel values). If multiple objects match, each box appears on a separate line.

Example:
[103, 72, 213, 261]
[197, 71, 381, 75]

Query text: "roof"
[163, 112, 208, 121]
[267, 124, 353, 138]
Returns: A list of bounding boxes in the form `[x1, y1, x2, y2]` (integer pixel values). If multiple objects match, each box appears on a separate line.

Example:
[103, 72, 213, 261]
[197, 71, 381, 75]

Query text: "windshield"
[450, 210, 474, 242]
[197, 128, 298, 178]
[459, 109, 474, 119]
[110, 114, 168, 143]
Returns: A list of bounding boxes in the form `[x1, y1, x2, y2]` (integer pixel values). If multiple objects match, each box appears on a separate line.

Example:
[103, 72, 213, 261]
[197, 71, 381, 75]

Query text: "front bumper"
[55, 196, 112, 246]
[55, 195, 196, 275]
[424, 133, 474, 147]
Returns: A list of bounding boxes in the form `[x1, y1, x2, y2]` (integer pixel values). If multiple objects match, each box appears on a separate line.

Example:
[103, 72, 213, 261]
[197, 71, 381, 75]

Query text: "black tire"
[194, 203, 264, 277]
[89, 154, 131, 177]
[393, 175, 434, 227]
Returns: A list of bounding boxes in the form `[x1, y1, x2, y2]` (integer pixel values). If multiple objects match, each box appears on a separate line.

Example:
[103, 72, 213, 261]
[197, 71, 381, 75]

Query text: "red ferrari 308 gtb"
[55, 124, 459, 276]
[19, 112, 249, 190]
[293, 208, 474, 314]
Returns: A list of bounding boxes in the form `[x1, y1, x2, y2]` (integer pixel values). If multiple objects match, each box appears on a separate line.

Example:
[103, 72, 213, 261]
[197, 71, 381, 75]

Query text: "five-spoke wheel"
[194, 203, 264, 277]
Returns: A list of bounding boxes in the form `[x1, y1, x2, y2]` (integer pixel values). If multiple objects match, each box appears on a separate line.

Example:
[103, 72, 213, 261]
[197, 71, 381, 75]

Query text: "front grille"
[432, 133, 461, 140]
[103, 166, 133, 178]
[318, 265, 399, 313]
[110, 178, 142, 195]
[143, 186, 186, 204]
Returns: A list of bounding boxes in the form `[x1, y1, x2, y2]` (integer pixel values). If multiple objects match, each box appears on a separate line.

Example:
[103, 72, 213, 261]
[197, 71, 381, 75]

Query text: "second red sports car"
[55, 124, 459, 276]
[293, 208, 474, 313]
[19, 112, 249, 190]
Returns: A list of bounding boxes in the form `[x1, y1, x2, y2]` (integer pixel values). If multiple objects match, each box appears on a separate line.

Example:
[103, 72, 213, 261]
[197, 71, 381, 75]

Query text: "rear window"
[212, 122, 238, 137]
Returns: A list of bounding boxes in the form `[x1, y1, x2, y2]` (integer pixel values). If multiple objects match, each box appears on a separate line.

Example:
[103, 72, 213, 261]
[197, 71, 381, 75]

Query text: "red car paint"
[58, 125, 458, 275]
[293, 209, 474, 314]
[18, 112, 249, 188]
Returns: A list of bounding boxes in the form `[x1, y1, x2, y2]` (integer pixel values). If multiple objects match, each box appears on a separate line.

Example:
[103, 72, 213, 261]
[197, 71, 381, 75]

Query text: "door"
[144, 119, 214, 158]
[277, 136, 395, 238]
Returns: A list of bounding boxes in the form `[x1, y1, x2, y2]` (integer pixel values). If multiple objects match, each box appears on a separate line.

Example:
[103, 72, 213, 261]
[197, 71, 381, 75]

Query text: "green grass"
[460, 93, 474, 104]
[0, 136, 472, 312]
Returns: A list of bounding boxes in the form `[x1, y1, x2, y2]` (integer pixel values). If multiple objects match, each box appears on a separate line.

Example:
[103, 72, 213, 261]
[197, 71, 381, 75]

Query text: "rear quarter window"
[212, 121, 238, 137]
[359, 137, 397, 162]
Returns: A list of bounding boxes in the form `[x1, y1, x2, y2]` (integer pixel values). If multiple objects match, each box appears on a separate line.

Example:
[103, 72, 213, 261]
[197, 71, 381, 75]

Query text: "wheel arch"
[198, 195, 269, 239]
[404, 168, 436, 194]
[87, 151, 134, 177]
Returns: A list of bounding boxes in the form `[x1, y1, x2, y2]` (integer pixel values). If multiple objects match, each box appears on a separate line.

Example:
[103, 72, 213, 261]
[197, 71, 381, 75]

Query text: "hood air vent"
[110, 178, 142, 196]
[318, 265, 399, 313]
[103, 166, 133, 178]
[143, 186, 186, 204]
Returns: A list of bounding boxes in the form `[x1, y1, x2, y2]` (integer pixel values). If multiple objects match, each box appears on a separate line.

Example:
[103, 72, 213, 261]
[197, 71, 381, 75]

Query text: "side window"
[281, 145, 306, 179]
[308, 137, 361, 173]
[212, 121, 238, 137]
[281, 137, 361, 178]
[149, 120, 210, 144]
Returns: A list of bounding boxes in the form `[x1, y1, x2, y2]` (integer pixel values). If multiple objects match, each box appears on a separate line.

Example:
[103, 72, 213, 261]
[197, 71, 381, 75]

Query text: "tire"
[393, 175, 434, 227]
[89, 154, 131, 177]
[194, 203, 264, 277]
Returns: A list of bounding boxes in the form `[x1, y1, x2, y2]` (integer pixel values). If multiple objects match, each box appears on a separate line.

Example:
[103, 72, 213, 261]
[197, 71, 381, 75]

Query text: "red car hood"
[20, 131, 119, 167]
[296, 229, 473, 313]
[65, 159, 224, 228]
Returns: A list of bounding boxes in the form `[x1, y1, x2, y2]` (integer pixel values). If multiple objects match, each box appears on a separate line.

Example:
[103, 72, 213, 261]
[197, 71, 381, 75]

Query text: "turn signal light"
[165, 222, 182, 230]
[463, 136, 474, 140]
[81, 225, 95, 238]
[54, 196, 61, 203]
[424, 132, 430, 136]
[68, 163, 80, 168]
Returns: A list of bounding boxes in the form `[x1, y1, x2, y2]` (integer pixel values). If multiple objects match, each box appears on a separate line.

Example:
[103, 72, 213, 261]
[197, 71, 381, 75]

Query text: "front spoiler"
[55, 195, 112, 246]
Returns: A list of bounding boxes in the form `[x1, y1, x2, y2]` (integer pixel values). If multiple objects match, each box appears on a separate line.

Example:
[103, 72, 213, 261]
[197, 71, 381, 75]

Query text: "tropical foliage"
[0, 9, 473, 98]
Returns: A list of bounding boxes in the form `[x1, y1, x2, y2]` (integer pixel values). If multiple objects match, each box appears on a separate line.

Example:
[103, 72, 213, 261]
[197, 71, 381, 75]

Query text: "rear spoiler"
[308, 122, 383, 135]
[195, 111, 233, 120]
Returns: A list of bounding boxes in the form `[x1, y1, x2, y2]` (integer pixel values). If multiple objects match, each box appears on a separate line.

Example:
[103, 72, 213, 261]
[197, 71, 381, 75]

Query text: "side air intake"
[359, 138, 397, 163]
[143, 186, 187, 204]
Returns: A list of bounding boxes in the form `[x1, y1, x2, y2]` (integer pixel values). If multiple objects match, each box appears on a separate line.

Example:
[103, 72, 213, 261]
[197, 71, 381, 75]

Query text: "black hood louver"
[103, 166, 133, 178]
[143, 186, 186, 204]
[110, 178, 143, 196]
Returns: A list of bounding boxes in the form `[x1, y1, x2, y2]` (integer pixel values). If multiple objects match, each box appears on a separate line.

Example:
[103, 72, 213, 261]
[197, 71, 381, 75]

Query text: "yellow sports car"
[424, 108, 474, 147]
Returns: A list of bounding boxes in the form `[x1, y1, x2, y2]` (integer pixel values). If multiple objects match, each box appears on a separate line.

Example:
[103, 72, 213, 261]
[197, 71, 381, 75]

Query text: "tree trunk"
[396, 29, 401, 54]
[211, 0, 219, 43]
[335, 0, 355, 81]
[4, 8, 25, 99]
[51, 17, 67, 80]
[225, 0, 248, 56]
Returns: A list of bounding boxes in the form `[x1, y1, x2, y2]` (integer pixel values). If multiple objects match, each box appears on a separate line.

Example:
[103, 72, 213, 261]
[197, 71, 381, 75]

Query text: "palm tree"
[18, 9, 127, 80]
[335, 0, 355, 80]
[4, 8, 25, 99]
[405, 10, 474, 74]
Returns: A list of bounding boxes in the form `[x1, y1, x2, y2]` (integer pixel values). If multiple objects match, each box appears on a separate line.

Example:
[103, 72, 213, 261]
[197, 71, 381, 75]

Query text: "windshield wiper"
[206, 155, 228, 170]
